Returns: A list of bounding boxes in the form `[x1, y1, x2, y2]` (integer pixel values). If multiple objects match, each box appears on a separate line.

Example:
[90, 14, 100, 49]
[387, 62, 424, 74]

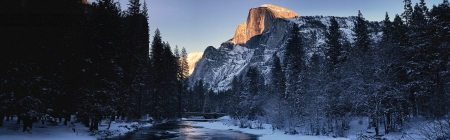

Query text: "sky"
[109, 0, 444, 53]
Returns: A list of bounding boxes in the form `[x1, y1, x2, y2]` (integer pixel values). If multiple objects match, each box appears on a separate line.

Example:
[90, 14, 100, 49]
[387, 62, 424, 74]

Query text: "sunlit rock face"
[231, 4, 299, 44]
[81, 0, 90, 5]
[186, 51, 204, 76]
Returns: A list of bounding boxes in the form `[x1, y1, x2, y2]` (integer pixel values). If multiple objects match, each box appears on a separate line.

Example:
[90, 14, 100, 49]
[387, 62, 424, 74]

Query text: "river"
[107, 121, 260, 140]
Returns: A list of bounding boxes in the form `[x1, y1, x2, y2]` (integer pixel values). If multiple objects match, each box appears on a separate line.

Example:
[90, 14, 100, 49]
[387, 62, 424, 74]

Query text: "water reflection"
[168, 121, 258, 140]
[109, 121, 259, 140]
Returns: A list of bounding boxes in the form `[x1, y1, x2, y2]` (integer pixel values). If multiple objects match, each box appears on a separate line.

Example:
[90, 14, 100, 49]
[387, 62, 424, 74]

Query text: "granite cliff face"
[189, 4, 301, 90]
[231, 4, 298, 44]
[186, 51, 204, 76]
[189, 4, 378, 91]
[81, 0, 90, 5]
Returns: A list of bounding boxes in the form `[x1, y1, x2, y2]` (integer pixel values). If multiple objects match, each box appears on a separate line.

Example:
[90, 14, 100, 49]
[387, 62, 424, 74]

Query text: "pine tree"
[381, 12, 392, 43]
[271, 53, 286, 97]
[389, 14, 411, 120]
[406, 2, 434, 117]
[427, 0, 450, 117]
[402, 0, 413, 25]
[193, 80, 205, 112]
[141, 0, 148, 18]
[178, 47, 189, 117]
[150, 29, 165, 120]
[174, 45, 183, 81]
[283, 23, 305, 74]
[392, 14, 409, 48]
[325, 17, 344, 71]
[127, 0, 141, 16]
[353, 10, 371, 54]
[416, 0, 450, 117]
[246, 67, 259, 95]
[83, 0, 124, 130]
[151, 29, 164, 68]
[174, 45, 180, 58]
[160, 42, 179, 119]
[283, 23, 305, 98]
[181, 47, 189, 80]
[419, 0, 429, 18]
[324, 17, 353, 136]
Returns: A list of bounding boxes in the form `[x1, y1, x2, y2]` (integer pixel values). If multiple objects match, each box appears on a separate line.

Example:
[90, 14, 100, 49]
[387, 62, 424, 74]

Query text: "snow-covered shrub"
[254, 120, 265, 129]
[355, 132, 383, 140]
[284, 127, 298, 135]
[337, 127, 349, 137]
[130, 123, 140, 131]
[358, 119, 363, 125]
[238, 118, 251, 128]
[6, 124, 21, 131]
[417, 118, 450, 140]
[228, 119, 239, 126]
[118, 123, 140, 131]
[89, 130, 98, 136]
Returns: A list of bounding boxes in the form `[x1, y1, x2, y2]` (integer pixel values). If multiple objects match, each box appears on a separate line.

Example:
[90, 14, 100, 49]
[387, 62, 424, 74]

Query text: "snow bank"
[0, 118, 151, 140]
[191, 116, 428, 139]
[190, 116, 350, 140]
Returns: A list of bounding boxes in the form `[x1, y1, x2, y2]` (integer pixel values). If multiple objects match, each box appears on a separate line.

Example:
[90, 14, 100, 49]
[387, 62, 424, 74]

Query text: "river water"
[108, 121, 259, 140]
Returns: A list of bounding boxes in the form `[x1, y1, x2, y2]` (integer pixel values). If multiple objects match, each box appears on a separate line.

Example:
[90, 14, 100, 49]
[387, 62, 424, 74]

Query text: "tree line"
[0, 0, 189, 130]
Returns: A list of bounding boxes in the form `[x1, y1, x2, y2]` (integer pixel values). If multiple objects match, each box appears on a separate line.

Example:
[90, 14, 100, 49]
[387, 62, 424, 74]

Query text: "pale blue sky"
[111, 0, 443, 53]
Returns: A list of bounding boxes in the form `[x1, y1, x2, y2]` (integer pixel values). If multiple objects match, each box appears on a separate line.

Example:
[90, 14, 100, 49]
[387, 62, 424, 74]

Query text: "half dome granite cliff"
[231, 4, 298, 44]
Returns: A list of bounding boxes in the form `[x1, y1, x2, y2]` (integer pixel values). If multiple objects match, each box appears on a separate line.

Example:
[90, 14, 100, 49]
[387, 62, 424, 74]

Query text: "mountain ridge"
[189, 5, 381, 91]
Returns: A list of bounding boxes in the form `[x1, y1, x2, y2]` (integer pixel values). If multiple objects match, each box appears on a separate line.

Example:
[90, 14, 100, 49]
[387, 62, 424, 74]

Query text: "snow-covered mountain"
[189, 4, 381, 91]
[186, 51, 204, 76]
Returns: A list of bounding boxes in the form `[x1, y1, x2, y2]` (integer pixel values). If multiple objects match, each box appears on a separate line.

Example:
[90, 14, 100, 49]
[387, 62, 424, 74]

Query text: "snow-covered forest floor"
[190, 116, 442, 140]
[0, 117, 150, 140]
[191, 117, 348, 140]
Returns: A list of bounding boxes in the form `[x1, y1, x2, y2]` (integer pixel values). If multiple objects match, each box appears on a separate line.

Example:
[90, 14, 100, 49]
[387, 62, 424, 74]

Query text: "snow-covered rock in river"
[189, 4, 381, 91]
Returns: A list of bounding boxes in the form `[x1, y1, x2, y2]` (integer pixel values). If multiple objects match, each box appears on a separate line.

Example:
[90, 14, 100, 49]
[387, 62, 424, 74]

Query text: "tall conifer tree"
[325, 17, 344, 71]
[353, 10, 371, 54]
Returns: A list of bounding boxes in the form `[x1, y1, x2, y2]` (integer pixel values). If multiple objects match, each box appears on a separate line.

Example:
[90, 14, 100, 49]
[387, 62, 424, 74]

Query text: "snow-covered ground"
[190, 116, 431, 140]
[0, 118, 151, 140]
[190, 116, 350, 140]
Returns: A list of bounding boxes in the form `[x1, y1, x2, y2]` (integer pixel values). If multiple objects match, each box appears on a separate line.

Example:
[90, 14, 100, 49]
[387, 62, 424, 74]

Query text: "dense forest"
[0, 0, 189, 131]
[186, 0, 450, 137]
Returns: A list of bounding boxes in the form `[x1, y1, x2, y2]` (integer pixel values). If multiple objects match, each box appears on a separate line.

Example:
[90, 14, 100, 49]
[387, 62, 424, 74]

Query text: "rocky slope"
[189, 4, 381, 91]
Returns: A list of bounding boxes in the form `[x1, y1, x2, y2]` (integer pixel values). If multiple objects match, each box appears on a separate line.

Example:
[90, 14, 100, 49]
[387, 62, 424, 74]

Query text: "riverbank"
[192, 121, 348, 140]
[0, 118, 151, 140]
[189, 116, 350, 140]
[190, 116, 434, 140]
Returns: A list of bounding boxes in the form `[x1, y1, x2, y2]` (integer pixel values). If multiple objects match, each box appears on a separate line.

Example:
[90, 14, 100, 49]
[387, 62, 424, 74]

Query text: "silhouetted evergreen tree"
[148, 35, 180, 121]
[271, 53, 286, 97]
[381, 12, 393, 43]
[402, 0, 413, 25]
[325, 17, 345, 71]
[126, 0, 141, 16]
[283, 23, 305, 98]
[427, 0, 450, 117]
[353, 10, 371, 54]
